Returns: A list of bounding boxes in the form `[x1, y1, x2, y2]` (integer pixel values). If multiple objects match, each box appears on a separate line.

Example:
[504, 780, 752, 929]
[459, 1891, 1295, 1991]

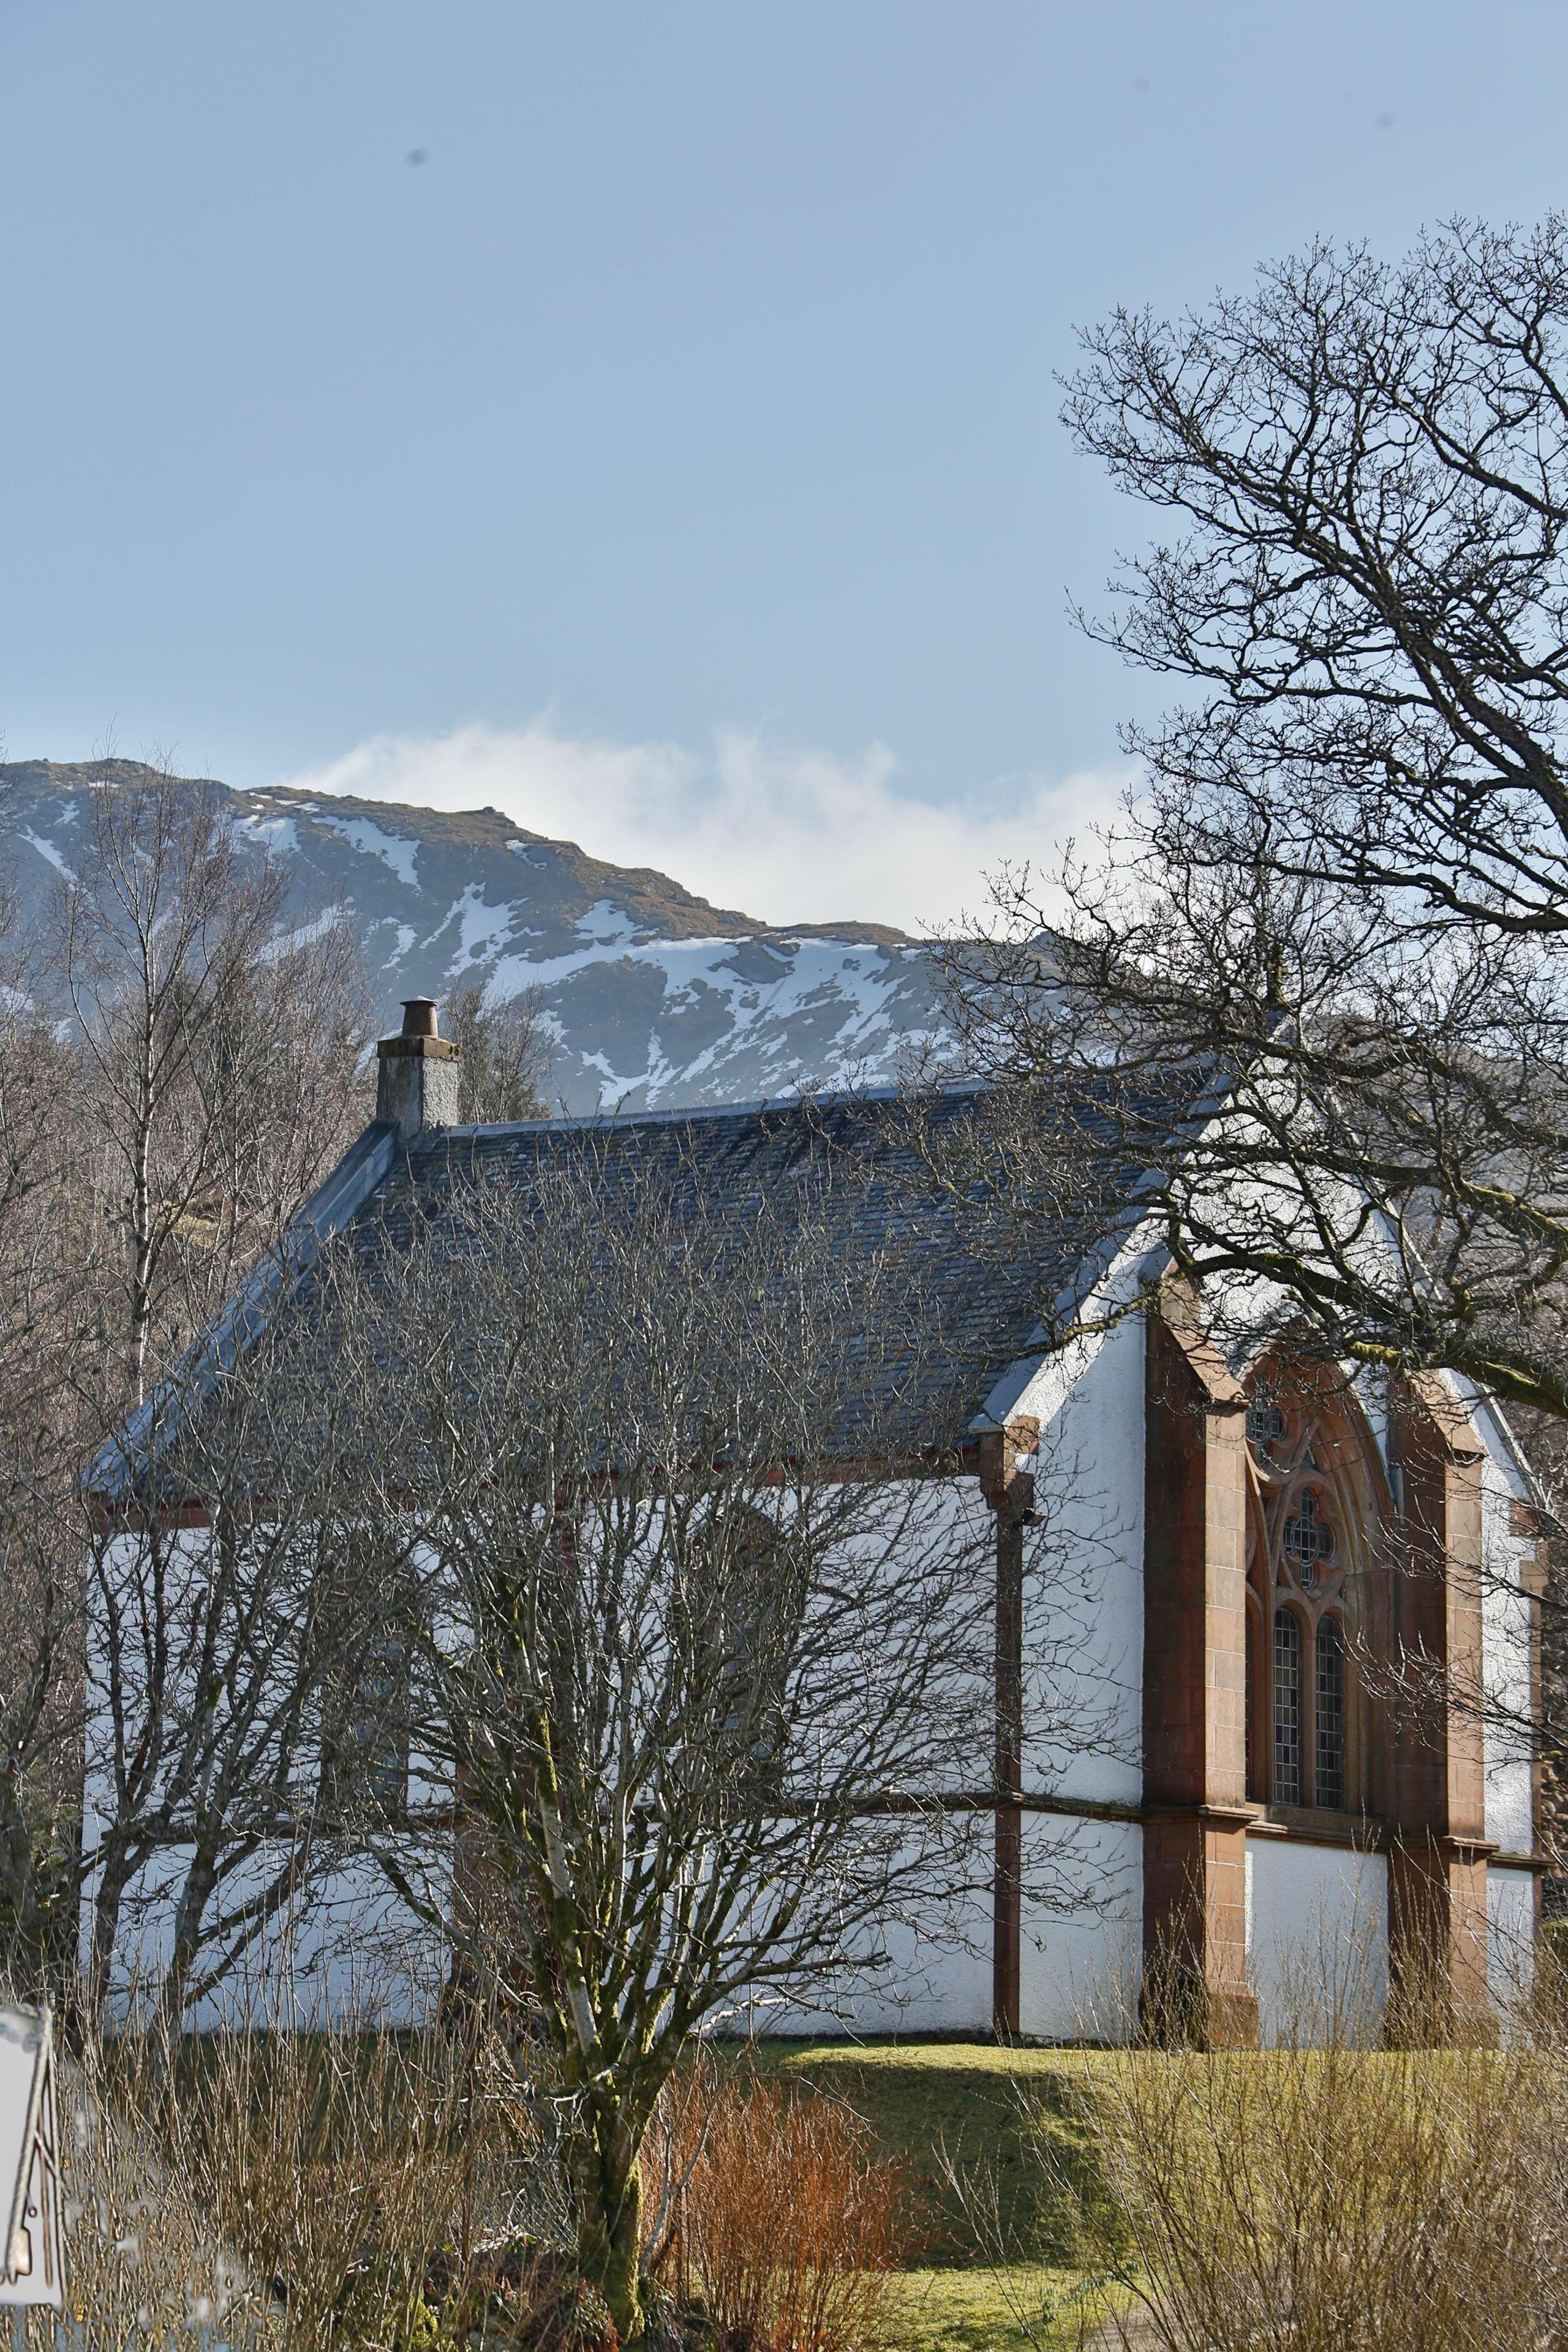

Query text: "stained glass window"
[1316, 1614, 1346, 1811]
[1273, 1608, 1301, 1804]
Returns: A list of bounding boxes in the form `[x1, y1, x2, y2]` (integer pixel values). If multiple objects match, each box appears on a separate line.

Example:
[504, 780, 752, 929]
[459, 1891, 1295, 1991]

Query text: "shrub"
[1038, 2034, 1568, 2352]
[647, 2057, 916, 2352]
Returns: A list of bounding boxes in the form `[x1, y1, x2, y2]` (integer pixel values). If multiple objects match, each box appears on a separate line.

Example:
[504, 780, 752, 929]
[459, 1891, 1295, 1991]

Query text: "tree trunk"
[0, 1765, 43, 1989]
[86, 1835, 140, 2020]
[573, 2103, 643, 2344]
[128, 1100, 156, 1408]
[162, 1838, 220, 2027]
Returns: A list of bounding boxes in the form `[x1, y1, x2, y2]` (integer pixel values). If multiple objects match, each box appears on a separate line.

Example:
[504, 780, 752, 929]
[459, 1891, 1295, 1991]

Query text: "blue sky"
[5, 0, 1568, 929]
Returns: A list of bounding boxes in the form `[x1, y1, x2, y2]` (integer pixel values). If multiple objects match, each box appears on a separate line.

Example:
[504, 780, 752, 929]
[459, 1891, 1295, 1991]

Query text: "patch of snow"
[313, 813, 420, 888]
[372, 918, 418, 968]
[576, 900, 638, 945]
[508, 842, 555, 869]
[577, 1049, 649, 1105]
[20, 829, 74, 880]
[445, 886, 515, 971]
[233, 812, 300, 856]
[257, 908, 343, 963]
[486, 932, 696, 997]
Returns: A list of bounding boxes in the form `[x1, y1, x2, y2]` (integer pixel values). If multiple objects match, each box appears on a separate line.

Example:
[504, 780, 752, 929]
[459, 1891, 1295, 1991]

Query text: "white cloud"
[279, 721, 1134, 935]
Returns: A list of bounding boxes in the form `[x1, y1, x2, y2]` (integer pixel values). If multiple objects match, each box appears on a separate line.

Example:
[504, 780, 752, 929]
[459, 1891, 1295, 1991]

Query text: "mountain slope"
[0, 760, 951, 1112]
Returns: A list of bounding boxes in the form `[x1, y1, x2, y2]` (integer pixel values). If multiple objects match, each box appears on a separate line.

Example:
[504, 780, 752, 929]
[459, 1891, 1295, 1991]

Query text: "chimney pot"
[375, 998, 460, 1141]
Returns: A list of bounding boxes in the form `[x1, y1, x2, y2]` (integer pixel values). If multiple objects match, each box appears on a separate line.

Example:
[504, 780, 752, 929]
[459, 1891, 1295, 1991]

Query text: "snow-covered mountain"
[0, 760, 952, 1112]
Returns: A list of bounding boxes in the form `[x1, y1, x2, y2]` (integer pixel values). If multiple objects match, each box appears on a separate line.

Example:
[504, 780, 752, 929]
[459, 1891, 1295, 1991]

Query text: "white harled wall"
[86, 1313, 1155, 2040]
[1488, 1868, 1537, 2014]
[1015, 1310, 1145, 2040]
[1476, 1400, 1538, 2014]
[1480, 1432, 1535, 1858]
[80, 1528, 447, 2030]
[722, 1313, 1152, 2040]
[88, 1848, 448, 2031]
[1020, 1817, 1142, 2040]
[1246, 1838, 1389, 2045]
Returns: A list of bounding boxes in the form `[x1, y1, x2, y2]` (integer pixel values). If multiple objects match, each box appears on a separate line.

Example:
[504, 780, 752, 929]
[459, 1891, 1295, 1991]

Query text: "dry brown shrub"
[647, 2055, 915, 2352]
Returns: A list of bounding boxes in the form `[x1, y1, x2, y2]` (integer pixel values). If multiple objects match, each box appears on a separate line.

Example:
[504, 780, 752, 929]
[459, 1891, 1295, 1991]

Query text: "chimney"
[375, 998, 461, 1142]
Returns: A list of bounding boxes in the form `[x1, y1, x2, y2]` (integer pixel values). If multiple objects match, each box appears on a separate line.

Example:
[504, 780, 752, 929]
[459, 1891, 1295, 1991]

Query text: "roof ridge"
[430, 1076, 989, 1144]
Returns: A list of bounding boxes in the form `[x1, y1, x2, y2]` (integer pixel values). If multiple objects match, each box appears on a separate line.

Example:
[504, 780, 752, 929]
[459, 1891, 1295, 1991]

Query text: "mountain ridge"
[0, 758, 949, 1114]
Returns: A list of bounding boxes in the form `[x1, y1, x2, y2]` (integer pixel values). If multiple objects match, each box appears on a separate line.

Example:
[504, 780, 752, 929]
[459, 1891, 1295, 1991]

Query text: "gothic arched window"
[1272, 1607, 1302, 1806]
[1244, 1371, 1379, 1814]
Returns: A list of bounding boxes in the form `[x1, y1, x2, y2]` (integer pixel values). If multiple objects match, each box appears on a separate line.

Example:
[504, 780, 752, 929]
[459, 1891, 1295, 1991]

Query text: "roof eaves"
[970, 1204, 1171, 1433]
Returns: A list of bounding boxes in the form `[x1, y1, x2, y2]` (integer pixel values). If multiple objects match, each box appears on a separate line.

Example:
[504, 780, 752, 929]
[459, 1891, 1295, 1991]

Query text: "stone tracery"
[1244, 1370, 1385, 1814]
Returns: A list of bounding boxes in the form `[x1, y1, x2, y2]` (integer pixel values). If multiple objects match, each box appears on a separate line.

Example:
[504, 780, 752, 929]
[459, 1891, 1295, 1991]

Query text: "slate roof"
[89, 1080, 1175, 1507]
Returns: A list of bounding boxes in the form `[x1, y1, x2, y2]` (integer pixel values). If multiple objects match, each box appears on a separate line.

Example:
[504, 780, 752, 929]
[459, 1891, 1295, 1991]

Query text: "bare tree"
[6, 761, 379, 2003]
[0, 854, 96, 1987]
[445, 979, 552, 1123]
[56, 764, 369, 1410]
[333, 1137, 1123, 2337]
[943, 217, 1568, 1419]
[83, 1268, 426, 2026]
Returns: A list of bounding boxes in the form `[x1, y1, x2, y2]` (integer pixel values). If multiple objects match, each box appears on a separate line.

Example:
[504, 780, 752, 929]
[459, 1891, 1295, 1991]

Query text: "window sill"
[1248, 1804, 1378, 1845]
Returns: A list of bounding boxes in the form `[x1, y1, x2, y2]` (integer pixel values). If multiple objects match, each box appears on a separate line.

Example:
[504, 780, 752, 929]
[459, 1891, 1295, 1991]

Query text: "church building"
[85, 1001, 1545, 2042]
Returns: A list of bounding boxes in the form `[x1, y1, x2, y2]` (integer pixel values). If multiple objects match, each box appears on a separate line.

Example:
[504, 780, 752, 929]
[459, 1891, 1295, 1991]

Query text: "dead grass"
[729, 2041, 1122, 2276]
[733, 2027, 1568, 2352]
[880, 2265, 1117, 2352]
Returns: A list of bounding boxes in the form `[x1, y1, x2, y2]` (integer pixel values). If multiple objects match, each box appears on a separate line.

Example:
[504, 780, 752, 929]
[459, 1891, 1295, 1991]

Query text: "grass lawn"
[724, 2040, 1128, 2350]
[881, 2264, 1112, 2352]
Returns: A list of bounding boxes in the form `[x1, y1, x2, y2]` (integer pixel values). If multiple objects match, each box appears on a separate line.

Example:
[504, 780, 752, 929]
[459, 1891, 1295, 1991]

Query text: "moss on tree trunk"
[573, 2102, 644, 2343]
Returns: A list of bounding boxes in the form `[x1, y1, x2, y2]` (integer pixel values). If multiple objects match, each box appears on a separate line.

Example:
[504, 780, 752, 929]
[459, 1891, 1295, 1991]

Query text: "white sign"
[0, 2008, 62, 2309]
